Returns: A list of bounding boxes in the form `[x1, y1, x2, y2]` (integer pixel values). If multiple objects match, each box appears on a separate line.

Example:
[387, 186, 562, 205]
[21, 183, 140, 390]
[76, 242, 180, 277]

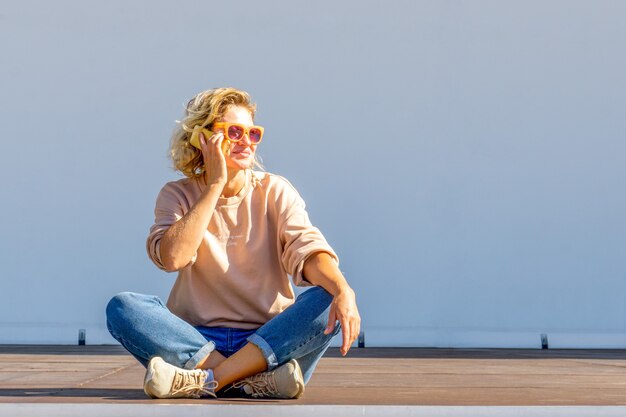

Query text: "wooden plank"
[1, 347, 626, 405]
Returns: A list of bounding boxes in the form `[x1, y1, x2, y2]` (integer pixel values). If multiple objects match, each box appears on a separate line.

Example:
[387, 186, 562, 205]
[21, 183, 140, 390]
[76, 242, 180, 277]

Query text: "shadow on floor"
[0, 345, 128, 355]
[323, 347, 626, 360]
[0, 388, 283, 403]
[0, 388, 146, 400]
[3, 345, 626, 360]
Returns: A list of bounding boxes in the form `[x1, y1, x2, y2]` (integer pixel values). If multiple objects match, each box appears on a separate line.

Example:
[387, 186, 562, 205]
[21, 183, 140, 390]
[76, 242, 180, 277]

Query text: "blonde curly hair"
[170, 87, 262, 178]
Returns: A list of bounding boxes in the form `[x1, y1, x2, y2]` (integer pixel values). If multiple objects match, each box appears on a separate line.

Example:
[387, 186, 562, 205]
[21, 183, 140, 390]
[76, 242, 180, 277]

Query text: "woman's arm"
[158, 183, 223, 271]
[159, 132, 227, 272]
[302, 251, 361, 356]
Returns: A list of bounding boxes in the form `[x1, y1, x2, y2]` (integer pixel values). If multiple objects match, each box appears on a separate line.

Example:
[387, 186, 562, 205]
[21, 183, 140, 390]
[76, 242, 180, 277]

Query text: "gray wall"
[1, 0, 625, 347]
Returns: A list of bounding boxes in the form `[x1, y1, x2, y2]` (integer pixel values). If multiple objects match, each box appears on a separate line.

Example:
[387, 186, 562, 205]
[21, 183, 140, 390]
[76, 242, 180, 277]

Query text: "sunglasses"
[212, 122, 264, 144]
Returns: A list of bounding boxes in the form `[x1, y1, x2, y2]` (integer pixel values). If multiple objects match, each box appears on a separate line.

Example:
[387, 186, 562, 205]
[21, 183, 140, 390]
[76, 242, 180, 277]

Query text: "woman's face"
[214, 106, 257, 171]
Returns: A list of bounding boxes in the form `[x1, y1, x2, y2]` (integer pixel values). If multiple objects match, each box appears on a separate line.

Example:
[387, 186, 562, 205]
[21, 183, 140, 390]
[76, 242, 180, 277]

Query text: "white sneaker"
[143, 357, 218, 399]
[232, 359, 304, 399]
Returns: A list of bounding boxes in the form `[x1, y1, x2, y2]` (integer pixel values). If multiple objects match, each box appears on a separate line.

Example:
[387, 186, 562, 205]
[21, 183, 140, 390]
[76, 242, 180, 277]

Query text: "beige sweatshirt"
[146, 170, 338, 329]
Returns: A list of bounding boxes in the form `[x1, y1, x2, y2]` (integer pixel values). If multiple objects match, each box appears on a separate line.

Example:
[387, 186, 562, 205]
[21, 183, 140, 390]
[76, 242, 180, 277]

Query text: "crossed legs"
[106, 287, 339, 392]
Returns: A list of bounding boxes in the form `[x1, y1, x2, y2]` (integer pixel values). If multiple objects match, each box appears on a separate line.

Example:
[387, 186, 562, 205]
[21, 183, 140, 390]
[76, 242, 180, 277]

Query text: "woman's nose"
[240, 133, 252, 146]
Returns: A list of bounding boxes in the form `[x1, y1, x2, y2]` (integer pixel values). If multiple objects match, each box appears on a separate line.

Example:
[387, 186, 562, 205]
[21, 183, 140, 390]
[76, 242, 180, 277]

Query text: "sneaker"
[232, 359, 304, 399]
[143, 356, 218, 399]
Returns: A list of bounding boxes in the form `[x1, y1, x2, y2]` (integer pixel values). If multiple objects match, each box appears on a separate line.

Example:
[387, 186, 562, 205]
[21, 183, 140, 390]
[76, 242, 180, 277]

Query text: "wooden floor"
[1, 345, 626, 406]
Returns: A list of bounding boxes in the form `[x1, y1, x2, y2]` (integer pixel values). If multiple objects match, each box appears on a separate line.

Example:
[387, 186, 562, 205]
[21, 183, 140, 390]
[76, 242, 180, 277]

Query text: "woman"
[106, 87, 360, 399]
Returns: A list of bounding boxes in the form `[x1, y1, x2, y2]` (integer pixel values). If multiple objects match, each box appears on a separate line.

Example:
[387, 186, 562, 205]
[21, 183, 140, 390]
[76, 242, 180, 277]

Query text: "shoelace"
[171, 369, 218, 398]
[232, 371, 278, 398]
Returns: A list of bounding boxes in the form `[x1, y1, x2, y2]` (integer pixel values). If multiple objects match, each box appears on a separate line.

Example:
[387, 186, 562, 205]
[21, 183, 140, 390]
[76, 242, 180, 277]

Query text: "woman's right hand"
[199, 131, 228, 186]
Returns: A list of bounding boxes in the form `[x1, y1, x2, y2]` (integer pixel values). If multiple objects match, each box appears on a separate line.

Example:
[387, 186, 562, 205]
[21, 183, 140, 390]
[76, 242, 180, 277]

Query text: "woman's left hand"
[324, 287, 361, 356]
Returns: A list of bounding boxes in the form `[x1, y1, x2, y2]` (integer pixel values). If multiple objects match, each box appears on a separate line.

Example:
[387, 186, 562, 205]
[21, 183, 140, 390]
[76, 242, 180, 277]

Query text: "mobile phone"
[190, 126, 230, 154]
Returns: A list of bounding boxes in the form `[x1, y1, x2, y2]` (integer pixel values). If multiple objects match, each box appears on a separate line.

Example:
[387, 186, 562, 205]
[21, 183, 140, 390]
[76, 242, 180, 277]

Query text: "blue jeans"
[106, 286, 339, 384]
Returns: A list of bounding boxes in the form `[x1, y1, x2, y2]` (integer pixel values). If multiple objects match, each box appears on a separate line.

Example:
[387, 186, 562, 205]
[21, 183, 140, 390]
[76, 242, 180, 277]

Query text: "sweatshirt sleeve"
[277, 178, 339, 287]
[146, 182, 197, 271]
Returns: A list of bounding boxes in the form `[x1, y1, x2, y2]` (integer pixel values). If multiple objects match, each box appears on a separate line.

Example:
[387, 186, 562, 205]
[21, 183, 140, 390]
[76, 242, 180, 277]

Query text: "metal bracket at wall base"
[78, 329, 86, 346]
